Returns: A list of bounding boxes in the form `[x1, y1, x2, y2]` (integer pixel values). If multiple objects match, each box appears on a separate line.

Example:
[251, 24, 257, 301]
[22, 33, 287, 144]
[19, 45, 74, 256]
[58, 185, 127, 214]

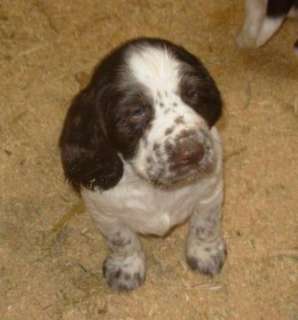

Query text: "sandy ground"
[1, 1, 298, 319]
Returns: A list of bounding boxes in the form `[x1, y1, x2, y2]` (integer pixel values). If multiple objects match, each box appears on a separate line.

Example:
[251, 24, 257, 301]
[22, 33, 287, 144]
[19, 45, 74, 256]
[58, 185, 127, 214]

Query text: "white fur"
[82, 127, 222, 237]
[256, 16, 284, 46]
[127, 44, 181, 94]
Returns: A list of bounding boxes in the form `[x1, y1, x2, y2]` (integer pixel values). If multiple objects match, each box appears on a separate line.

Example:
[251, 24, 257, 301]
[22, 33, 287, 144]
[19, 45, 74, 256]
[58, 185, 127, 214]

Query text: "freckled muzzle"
[147, 129, 216, 186]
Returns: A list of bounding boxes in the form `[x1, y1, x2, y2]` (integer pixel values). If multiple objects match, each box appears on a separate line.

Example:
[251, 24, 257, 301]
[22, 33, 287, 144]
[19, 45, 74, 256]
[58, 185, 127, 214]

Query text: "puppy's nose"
[174, 140, 205, 166]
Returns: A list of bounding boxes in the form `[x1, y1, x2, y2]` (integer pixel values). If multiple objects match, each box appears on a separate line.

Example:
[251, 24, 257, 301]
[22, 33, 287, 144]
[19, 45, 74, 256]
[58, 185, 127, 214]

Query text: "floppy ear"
[59, 87, 123, 192]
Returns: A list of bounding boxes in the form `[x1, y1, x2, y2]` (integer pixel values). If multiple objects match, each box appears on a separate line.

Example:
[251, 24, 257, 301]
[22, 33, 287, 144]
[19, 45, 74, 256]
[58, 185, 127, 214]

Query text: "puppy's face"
[106, 40, 222, 187]
[60, 38, 222, 191]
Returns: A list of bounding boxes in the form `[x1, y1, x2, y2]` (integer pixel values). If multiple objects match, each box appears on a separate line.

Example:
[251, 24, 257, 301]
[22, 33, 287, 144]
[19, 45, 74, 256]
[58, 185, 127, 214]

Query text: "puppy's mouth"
[147, 145, 216, 188]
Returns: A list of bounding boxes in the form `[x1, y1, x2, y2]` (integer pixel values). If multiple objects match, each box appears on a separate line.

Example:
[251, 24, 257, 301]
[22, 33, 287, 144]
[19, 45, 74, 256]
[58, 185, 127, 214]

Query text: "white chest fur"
[82, 170, 221, 236]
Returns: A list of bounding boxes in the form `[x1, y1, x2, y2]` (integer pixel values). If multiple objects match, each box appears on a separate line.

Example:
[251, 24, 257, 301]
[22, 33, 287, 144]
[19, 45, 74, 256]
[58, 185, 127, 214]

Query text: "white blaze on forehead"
[126, 45, 181, 95]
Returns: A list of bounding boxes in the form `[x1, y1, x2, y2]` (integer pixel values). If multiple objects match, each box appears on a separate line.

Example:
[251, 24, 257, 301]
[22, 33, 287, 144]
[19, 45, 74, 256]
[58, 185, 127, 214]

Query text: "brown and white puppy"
[237, 0, 298, 51]
[59, 38, 226, 291]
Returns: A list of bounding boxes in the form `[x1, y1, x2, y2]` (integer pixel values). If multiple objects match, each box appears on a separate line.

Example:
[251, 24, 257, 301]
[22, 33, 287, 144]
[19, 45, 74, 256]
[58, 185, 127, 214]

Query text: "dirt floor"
[1, 0, 297, 319]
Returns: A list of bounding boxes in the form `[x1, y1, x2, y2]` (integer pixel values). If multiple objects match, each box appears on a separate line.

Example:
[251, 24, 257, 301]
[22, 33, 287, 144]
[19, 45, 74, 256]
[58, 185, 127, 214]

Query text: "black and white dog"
[237, 0, 298, 50]
[59, 38, 226, 291]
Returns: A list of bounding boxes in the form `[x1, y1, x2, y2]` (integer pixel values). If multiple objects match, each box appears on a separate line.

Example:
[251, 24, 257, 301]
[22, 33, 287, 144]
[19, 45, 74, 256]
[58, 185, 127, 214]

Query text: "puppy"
[59, 38, 226, 291]
[237, 0, 298, 49]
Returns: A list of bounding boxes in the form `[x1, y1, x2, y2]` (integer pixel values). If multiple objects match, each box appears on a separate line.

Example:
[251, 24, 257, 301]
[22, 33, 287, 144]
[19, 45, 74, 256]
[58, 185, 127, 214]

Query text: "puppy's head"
[59, 38, 222, 191]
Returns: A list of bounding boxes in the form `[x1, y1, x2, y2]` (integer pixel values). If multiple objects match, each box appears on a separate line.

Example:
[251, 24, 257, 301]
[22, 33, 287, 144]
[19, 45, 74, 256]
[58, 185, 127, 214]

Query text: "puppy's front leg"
[186, 187, 227, 276]
[102, 225, 146, 291]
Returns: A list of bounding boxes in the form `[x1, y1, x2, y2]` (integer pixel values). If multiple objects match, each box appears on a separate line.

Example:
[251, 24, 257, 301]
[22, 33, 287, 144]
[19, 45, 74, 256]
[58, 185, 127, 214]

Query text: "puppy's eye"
[184, 87, 198, 100]
[132, 107, 144, 116]
[130, 107, 146, 121]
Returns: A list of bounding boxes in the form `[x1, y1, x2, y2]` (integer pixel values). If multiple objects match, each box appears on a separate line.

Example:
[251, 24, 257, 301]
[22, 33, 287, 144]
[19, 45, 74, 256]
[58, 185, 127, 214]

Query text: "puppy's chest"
[86, 176, 215, 236]
[122, 185, 197, 234]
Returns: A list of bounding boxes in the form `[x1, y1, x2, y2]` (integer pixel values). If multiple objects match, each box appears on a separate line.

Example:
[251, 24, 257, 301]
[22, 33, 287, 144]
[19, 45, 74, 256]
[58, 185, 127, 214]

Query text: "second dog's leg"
[256, 15, 285, 46]
[237, 0, 267, 47]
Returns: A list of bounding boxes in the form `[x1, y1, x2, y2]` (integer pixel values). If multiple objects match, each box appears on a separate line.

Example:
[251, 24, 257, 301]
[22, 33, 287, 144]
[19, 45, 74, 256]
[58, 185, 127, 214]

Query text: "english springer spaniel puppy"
[59, 38, 226, 291]
[237, 0, 298, 51]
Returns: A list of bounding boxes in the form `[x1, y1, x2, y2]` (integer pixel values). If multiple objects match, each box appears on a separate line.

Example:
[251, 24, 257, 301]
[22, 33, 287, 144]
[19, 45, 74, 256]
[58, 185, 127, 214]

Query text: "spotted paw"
[186, 239, 227, 276]
[103, 253, 145, 291]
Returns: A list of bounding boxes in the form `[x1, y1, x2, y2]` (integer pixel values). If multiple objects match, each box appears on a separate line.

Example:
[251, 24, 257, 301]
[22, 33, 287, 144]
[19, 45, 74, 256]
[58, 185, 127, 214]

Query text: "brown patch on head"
[179, 66, 222, 127]
[73, 115, 81, 126]
[110, 88, 154, 159]
[175, 116, 185, 125]
[165, 127, 175, 136]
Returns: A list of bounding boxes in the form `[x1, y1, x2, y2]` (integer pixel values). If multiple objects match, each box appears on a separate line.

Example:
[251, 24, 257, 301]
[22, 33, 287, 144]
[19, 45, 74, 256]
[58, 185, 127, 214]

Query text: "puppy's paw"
[186, 238, 227, 276]
[103, 253, 145, 291]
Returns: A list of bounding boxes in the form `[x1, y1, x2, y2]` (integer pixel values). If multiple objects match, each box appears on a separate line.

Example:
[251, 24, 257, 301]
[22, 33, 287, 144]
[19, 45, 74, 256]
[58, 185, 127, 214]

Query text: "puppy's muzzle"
[168, 129, 210, 172]
[171, 137, 205, 170]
